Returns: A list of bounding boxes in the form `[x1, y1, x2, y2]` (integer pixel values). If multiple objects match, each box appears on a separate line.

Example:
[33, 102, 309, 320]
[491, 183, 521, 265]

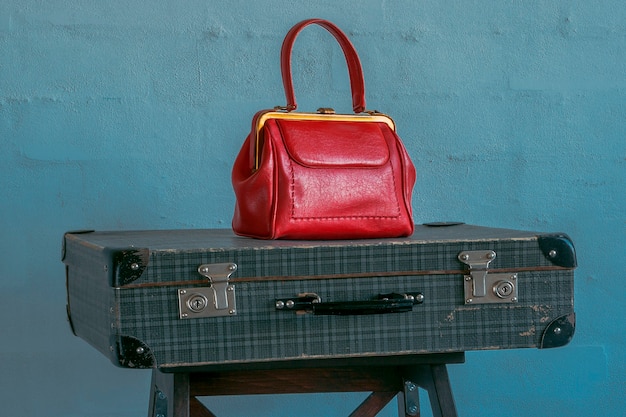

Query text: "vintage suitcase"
[63, 223, 576, 370]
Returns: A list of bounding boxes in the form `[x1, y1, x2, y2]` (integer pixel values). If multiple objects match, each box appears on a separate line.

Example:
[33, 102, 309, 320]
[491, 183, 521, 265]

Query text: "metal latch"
[178, 263, 237, 319]
[458, 250, 518, 305]
[403, 380, 420, 416]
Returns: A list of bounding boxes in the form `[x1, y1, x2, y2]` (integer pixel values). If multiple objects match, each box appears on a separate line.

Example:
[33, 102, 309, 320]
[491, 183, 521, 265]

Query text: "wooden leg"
[348, 391, 398, 417]
[148, 369, 191, 417]
[190, 397, 217, 417]
[428, 365, 457, 417]
[148, 369, 171, 417]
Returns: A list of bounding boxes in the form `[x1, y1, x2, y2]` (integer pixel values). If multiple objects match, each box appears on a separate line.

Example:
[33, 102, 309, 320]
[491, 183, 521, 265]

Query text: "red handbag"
[232, 19, 416, 239]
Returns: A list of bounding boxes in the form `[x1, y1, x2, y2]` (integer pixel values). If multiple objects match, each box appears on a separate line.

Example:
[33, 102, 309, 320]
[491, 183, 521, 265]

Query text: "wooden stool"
[147, 353, 463, 417]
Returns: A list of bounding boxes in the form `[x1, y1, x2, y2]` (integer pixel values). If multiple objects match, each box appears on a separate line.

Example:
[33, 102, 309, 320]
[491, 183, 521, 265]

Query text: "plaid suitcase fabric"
[117, 271, 572, 367]
[64, 225, 575, 369]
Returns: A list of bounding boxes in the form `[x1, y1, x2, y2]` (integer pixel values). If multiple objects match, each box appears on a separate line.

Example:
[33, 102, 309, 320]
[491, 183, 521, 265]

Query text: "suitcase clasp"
[177, 263, 238, 319]
[458, 250, 496, 298]
[458, 250, 518, 305]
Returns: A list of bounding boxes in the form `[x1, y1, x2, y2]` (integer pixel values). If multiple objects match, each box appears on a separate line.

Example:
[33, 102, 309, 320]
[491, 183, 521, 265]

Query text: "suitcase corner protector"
[108, 247, 150, 286]
[538, 234, 577, 268]
[110, 335, 155, 369]
[539, 312, 576, 349]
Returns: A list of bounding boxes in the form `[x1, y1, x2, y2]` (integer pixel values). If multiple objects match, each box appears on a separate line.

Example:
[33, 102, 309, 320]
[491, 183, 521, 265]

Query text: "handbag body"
[232, 19, 416, 239]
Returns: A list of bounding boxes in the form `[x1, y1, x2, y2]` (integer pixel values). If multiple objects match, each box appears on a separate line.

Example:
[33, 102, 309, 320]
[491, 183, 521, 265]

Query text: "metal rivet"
[408, 405, 419, 414]
[229, 264, 237, 271]
[136, 347, 145, 354]
[405, 381, 416, 392]
[180, 290, 187, 295]
[182, 313, 188, 318]
[554, 327, 562, 335]
[460, 254, 469, 261]
[486, 251, 496, 259]
[157, 391, 166, 400]
[511, 297, 518, 303]
[276, 301, 285, 309]
[227, 285, 234, 291]
[286, 300, 295, 309]
[548, 250, 557, 258]
[229, 309, 235, 314]
[200, 266, 209, 274]
[466, 298, 473, 304]
[415, 294, 425, 303]
[465, 276, 472, 281]
[130, 263, 140, 270]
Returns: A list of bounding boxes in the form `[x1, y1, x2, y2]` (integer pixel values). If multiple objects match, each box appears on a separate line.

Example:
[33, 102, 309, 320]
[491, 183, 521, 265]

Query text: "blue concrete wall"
[1, 1, 624, 416]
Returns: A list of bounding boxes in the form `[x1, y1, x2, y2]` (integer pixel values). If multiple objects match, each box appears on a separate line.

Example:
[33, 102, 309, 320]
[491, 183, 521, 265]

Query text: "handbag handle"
[280, 19, 366, 113]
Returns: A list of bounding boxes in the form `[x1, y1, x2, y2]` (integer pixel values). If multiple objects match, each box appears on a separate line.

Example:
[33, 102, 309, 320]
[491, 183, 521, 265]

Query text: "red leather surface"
[232, 118, 415, 239]
[232, 129, 277, 239]
[277, 119, 389, 167]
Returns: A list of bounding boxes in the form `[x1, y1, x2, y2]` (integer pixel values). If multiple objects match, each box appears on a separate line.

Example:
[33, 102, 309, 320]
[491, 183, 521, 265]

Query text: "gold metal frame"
[254, 110, 396, 170]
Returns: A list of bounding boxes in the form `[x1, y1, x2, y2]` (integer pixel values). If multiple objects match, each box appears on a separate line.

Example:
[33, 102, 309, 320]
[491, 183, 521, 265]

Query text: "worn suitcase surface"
[63, 224, 576, 370]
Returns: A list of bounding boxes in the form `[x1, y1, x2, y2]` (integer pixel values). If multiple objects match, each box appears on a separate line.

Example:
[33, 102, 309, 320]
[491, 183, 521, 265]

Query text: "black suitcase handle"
[275, 292, 424, 315]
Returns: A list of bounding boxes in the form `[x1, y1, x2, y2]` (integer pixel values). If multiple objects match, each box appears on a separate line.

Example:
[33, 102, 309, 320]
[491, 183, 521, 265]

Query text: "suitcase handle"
[275, 292, 424, 315]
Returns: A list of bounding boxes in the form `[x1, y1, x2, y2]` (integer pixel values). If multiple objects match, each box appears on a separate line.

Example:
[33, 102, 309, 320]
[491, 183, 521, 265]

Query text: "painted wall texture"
[1, 1, 624, 416]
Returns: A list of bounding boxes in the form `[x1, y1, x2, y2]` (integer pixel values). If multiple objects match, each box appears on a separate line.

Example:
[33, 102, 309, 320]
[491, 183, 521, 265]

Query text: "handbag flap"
[274, 119, 390, 167]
